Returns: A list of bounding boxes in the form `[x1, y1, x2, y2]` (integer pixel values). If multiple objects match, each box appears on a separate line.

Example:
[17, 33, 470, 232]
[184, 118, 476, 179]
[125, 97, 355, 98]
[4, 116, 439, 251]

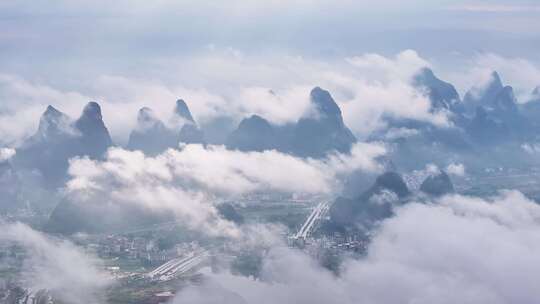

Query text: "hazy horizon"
[1, 1, 540, 304]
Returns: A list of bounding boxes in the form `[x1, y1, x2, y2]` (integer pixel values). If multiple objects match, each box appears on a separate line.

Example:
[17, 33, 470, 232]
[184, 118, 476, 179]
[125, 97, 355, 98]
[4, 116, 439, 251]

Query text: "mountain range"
[9, 68, 540, 186]
[127, 99, 205, 156]
[375, 69, 540, 171]
[226, 87, 356, 158]
[326, 169, 455, 233]
[2, 67, 540, 232]
[13, 102, 112, 187]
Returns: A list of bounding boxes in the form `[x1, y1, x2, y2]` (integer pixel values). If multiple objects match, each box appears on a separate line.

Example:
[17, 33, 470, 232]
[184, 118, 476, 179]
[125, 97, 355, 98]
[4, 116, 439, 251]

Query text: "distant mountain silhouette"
[74, 102, 113, 156]
[463, 72, 529, 143]
[290, 87, 356, 157]
[413, 67, 464, 115]
[8, 68, 540, 195]
[464, 71, 504, 114]
[174, 99, 205, 145]
[381, 69, 470, 145]
[14, 102, 112, 187]
[128, 99, 204, 155]
[326, 169, 455, 233]
[420, 170, 454, 196]
[226, 115, 278, 152]
[174, 99, 195, 123]
[34, 105, 74, 141]
[128, 107, 177, 155]
[371, 69, 540, 171]
[227, 87, 356, 158]
[178, 123, 205, 145]
[328, 172, 410, 231]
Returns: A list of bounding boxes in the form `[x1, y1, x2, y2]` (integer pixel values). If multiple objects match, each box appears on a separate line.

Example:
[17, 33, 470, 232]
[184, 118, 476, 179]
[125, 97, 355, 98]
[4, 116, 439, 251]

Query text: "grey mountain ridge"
[175, 99, 195, 123]
[10, 70, 540, 188]
[464, 71, 504, 114]
[327, 170, 455, 232]
[373, 69, 539, 171]
[173, 99, 205, 145]
[14, 102, 112, 187]
[226, 115, 278, 152]
[327, 172, 411, 232]
[127, 100, 205, 155]
[413, 67, 464, 114]
[127, 107, 178, 155]
[226, 87, 356, 158]
[10, 68, 540, 235]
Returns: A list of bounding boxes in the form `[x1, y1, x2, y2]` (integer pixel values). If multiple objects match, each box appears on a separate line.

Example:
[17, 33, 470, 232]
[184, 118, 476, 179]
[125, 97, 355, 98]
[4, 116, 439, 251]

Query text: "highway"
[147, 250, 209, 281]
[293, 202, 329, 240]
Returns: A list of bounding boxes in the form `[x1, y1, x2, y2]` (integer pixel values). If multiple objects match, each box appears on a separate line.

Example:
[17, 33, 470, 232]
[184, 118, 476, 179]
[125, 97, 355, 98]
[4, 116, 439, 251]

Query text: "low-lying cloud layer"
[66, 143, 385, 237]
[174, 190, 540, 304]
[0, 222, 109, 303]
[6, 163, 540, 304]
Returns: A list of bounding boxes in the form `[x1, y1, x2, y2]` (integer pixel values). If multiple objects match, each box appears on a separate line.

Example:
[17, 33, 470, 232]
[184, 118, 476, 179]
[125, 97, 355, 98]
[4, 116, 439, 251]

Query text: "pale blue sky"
[0, 0, 539, 78]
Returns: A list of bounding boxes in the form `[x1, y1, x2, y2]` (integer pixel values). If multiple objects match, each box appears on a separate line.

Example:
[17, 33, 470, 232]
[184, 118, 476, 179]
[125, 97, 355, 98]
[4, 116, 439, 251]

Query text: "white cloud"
[346, 49, 431, 82]
[92, 72, 313, 130]
[0, 222, 109, 303]
[384, 127, 420, 140]
[446, 163, 466, 176]
[446, 53, 540, 102]
[0, 74, 92, 145]
[116, 50, 450, 137]
[236, 86, 312, 126]
[68, 146, 326, 195]
[175, 190, 540, 304]
[0, 148, 15, 162]
[403, 163, 442, 191]
[338, 50, 451, 136]
[425, 163, 440, 174]
[65, 143, 385, 237]
[323, 142, 387, 174]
